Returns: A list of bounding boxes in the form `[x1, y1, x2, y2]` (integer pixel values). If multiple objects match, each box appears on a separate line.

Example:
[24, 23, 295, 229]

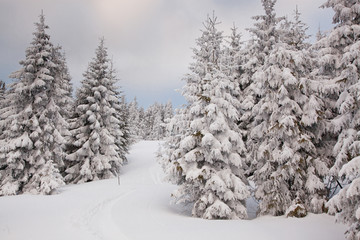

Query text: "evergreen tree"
[49, 46, 73, 171]
[162, 101, 174, 138]
[321, 0, 360, 239]
[108, 60, 129, 163]
[65, 39, 125, 183]
[161, 14, 249, 219]
[158, 106, 192, 191]
[118, 95, 130, 162]
[0, 13, 65, 195]
[163, 101, 174, 122]
[138, 102, 171, 140]
[128, 97, 142, 141]
[0, 80, 5, 131]
[224, 24, 243, 87]
[149, 103, 165, 140]
[0, 81, 5, 102]
[239, 0, 284, 178]
[137, 106, 146, 139]
[0, 80, 6, 175]
[250, 7, 329, 216]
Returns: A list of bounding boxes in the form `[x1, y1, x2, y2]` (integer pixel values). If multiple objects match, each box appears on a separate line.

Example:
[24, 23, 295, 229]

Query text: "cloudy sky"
[0, 0, 334, 108]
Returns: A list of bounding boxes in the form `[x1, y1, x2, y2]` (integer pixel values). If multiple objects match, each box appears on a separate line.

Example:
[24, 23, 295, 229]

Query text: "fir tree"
[321, 0, 360, 239]
[118, 95, 130, 162]
[108, 60, 129, 163]
[224, 24, 243, 86]
[162, 101, 174, 138]
[162, 14, 249, 219]
[49, 46, 73, 171]
[250, 7, 330, 216]
[0, 81, 5, 102]
[128, 97, 142, 141]
[239, 0, 284, 178]
[0, 13, 65, 195]
[0, 80, 6, 175]
[159, 107, 190, 185]
[65, 39, 125, 183]
[163, 101, 174, 122]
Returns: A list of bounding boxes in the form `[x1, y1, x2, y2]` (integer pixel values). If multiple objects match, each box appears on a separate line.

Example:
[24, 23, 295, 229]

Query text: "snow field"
[0, 141, 347, 240]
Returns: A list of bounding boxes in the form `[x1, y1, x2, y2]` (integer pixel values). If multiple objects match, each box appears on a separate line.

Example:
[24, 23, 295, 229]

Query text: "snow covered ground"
[0, 141, 347, 240]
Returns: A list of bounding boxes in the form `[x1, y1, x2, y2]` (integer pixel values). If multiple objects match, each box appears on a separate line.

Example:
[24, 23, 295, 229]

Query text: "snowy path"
[0, 141, 347, 240]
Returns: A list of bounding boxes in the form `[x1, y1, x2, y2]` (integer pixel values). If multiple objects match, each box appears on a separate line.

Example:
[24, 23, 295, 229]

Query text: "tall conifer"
[0, 13, 66, 195]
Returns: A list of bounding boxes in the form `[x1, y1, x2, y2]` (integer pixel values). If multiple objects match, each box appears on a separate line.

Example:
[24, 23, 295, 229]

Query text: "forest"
[0, 0, 359, 240]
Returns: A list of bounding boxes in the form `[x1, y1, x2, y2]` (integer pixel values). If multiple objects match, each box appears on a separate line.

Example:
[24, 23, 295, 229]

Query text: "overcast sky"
[0, 0, 334, 108]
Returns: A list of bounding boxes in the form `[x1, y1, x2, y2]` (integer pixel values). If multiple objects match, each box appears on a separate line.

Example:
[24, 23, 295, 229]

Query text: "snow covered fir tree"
[161, 14, 250, 220]
[321, 0, 360, 239]
[0, 13, 67, 195]
[65, 39, 127, 184]
[243, 1, 330, 217]
[160, 0, 360, 233]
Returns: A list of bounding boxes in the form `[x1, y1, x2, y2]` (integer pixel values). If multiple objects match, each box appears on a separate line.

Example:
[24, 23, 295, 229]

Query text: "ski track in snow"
[0, 141, 347, 240]
[72, 189, 136, 240]
[71, 140, 165, 240]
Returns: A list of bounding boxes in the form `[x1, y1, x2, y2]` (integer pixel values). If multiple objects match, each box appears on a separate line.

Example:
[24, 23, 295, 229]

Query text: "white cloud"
[0, 0, 335, 108]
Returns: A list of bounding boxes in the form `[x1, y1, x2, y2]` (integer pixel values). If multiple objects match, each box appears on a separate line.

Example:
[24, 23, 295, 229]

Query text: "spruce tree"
[128, 97, 142, 141]
[162, 101, 174, 138]
[159, 107, 190, 185]
[239, 0, 284, 178]
[321, 0, 360, 239]
[0, 81, 6, 174]
[164, 101, 174, 122]
[108, 60, 129, 163]
[0, 81, 5, 102]
[250, 7, 330, 216]
[118, 96, 130, 162]
[162, 14, 249, 219]
[0, 13, 65, 195]
[49, 46, 73, 171]
[65, 39, 125, 183]
[224, 24, 243, 88]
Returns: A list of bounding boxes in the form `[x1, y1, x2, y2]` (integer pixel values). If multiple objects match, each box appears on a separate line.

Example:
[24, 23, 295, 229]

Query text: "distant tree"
[0, 81, 5, 101]
[162, 14, 249, 219]
[163, 101, 174, 122]
[65, 39, 125, 183]
[134, 102, 173, 140]
[128, 97, 142, 141]
[0, 80, 6, 150]
[137, 106, 146, 138]
[0, 13, 65, 195]
[162, 101, 174, 138]
[149, 103, 166, 140]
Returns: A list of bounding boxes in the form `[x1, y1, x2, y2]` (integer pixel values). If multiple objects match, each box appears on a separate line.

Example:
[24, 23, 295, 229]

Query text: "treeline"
[128, 98, 173, 141]
[159, 0, 360, 239]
